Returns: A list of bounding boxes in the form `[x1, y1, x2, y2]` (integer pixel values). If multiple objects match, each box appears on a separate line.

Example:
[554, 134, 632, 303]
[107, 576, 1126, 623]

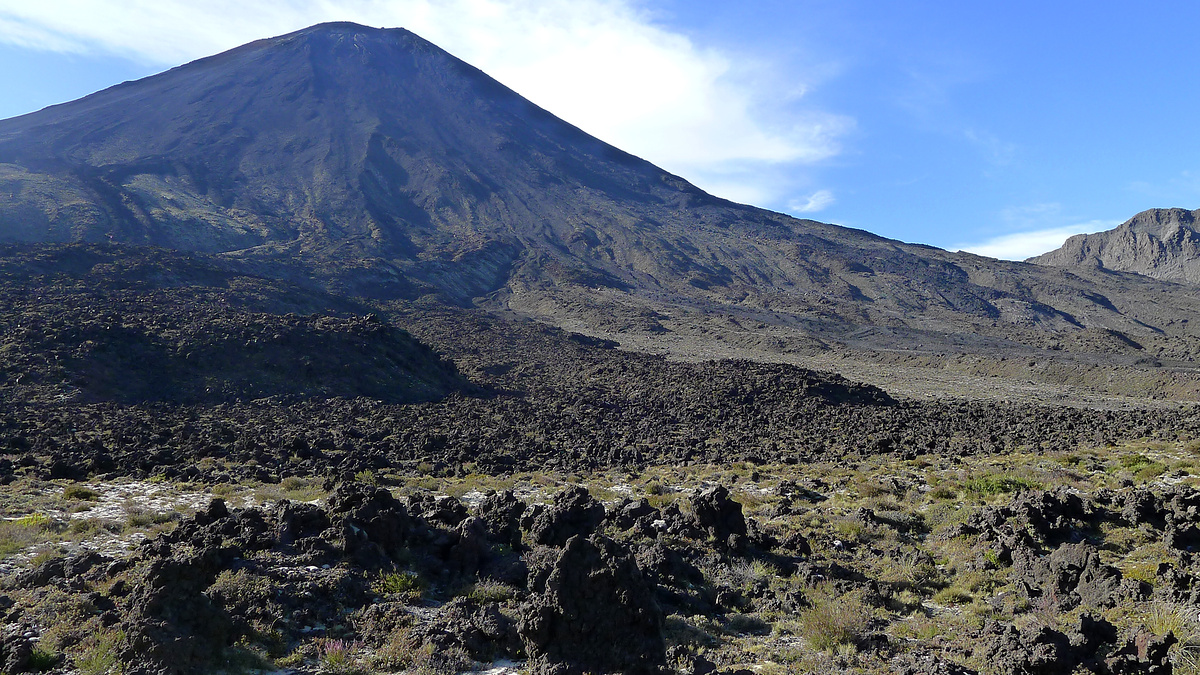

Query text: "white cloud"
[788, 189, 835, 214]
[0, 0, 849, 206]
[954, 220, 1117, 260]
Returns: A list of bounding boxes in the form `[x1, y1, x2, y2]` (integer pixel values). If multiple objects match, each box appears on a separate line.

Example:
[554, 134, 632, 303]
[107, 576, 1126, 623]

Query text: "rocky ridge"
[1031, 208, 1200, 284]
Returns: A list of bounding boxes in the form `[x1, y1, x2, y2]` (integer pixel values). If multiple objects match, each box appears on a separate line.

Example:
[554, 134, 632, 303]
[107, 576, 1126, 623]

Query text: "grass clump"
[26, 648, 58, 671]
[1138, 602, 1200, 674]
[1116, 453, 1169, 481]
[62, 485, 101, 501]
[373, 570, 423, 598]
[932, 587, 973, 605]
[125, 508, 177, 530]
[75, 628, 125, 675]
[463, 580, 517, 603]
[316, 638, 364, 674]
[928, 484, 958, 500]
[796, 584, 871, 652]
[0, 513, 59, 557]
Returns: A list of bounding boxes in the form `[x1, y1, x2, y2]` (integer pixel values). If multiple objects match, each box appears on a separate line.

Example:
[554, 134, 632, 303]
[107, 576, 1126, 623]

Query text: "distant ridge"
[1029, 208, 1200, 284]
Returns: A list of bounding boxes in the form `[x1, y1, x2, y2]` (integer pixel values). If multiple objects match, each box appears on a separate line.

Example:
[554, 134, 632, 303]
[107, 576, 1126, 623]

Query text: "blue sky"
[0, 1, 1197, 258]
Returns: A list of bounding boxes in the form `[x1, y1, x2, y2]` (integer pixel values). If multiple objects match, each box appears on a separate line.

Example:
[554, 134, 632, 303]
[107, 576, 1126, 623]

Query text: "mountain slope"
[1030, 208, 1200, 284]
[1, 22, 1199, 368]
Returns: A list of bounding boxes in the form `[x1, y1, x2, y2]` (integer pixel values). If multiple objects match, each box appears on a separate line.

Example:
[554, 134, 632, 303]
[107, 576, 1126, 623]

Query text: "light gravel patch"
[69, 480, 211, 522]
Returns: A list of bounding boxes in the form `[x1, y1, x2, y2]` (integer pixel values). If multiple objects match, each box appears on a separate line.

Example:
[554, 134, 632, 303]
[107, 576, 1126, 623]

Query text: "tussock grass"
[796, 584, 871, 652]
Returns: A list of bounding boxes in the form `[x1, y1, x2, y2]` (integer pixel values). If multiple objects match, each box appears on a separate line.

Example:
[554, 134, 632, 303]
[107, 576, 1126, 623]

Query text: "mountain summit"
[0, 22, 683, 295]
[1029, 208, 1200, 284]
[2, 22, 1199, 363]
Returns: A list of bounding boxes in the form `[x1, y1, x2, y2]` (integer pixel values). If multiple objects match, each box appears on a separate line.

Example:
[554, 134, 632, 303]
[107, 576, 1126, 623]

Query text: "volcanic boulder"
[1012, 542, 1137, 611]
[520, 534, 666, 675]
[527, 485, 606, 547]
[690, 485, 748, 551]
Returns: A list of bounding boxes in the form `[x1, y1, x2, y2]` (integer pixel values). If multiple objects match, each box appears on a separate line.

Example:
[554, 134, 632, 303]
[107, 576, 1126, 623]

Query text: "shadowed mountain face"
[1, 22, 1199, 363]
[1030, 208, 1200, 284]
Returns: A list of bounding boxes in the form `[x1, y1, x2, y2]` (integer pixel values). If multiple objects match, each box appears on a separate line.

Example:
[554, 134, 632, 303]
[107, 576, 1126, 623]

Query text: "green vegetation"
[960, 474, 1040, 497]
[0, 513, 58, 557]
[62, 485, 101, 501]
[373, 571, 424, 598]
[796, 585, 871, 652]
[26, 648, 58, 671]
[75, 628, 125, 675]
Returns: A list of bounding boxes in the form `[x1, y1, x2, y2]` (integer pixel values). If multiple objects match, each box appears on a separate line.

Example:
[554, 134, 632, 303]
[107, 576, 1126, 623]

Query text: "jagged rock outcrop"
[1030, 207, 1200, 284]
[690, 485, 748, 551]
[527, 486, 606, 547]
[520, 534, 666, 675]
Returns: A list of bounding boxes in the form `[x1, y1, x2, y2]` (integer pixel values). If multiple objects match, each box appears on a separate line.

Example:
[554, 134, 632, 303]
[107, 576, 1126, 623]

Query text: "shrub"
[0, 513, 57, 557]
[211, 483, 237, 498]
[928, 484, 958, 500]
[373, 571, 423, 597]
[76, 628, 124, 675]
[208, 569, 273, 608]
[797, 585, 870, 652]
[125, 508, 176, 529]
[27, 648, 58, 671]
[726, 613, 771, 635]
[932, 587, 973, 605]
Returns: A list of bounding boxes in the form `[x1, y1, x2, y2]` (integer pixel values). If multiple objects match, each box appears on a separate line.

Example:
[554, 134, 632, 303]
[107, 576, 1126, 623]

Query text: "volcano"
[1, 22, 1198, 366]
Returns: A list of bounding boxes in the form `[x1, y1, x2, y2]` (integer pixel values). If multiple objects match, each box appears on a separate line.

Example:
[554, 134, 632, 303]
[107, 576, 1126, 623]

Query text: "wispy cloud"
[789, 189, 836, 214]
[0, 0, 850, 206]
[1129, 170, 1200, 203]
[954, 220, 1117, 260]
[963, 128, 1016, 166]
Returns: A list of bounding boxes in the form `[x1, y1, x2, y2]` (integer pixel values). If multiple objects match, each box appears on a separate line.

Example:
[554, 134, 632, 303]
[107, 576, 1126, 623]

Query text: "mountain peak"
[1029, 207, 1200, 283]
[0, 20, 680, 295]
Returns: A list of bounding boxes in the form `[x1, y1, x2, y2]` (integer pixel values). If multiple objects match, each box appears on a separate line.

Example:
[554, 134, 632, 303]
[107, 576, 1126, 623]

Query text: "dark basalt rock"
[779, 530, 813, 555]
[658, 503, 705, 540]
[970, 614, 1119, 675]
[1105, 630, 1176, 674]
[61, 484, 523, 675]
[1118, 488, 1165, 528]
[690, 485, 747, 551]
[410, 492, 471, 528]
[119, 550, 234, 675]
[667, 647, 718, 675]
[520, 534, 666, 675]
[610, 497, 661, 538]
[326, 482, 415, 565]
[1012, 543, 1135, 611]
[411, 596, 521, 663]
[527, 486, 606, 547]
[0, 628, 33, 675]
[9, 557, 64, 590]
[475, 490, 526, 549]
[274, 499, 332, 547]
[959, 487, 1095, 556]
